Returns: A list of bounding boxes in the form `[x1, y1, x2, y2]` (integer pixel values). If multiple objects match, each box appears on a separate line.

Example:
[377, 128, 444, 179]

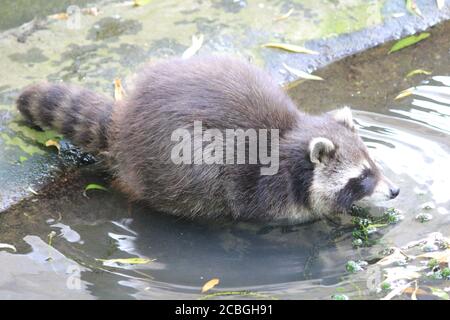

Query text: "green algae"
[0, 133, 45, 156]
[8, 122, 62, 146]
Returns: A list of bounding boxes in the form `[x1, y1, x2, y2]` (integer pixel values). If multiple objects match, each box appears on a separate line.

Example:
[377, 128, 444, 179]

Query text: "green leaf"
[84, 184, 108, 192]
[83, 183, 109, 198]
[389, 33, 430, 54]
[262, 42, 318, 54]
[96, 258, 153, 265]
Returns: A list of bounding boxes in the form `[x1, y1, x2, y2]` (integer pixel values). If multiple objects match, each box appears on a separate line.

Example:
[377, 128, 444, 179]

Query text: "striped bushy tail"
[17, 83, 114, 153]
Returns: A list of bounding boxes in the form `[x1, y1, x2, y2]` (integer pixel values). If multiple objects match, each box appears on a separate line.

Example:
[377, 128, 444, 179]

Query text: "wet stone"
[87, 17, 143, 41]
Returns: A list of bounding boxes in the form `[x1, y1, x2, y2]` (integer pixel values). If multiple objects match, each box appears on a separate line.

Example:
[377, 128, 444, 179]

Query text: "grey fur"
[16, 55, 398, 223]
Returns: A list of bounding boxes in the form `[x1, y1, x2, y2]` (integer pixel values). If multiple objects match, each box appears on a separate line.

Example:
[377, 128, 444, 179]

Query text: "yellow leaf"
[201, 278, 220, 293]
[82, 7, 100, 16]
[96, 258, 154, 265]
[114, 78, 126, 101]
[406, 69, 432, 78]
[182, 34, 204, 59]
[49, 13, 69, 20]
[133, 0, 152, 7]
[417, 249, 450, 265]
[403, 285, 427, 298]
[283, 63, 324, 81]
[394, 88, 413, 100]
[45, 139, 61, 153]
[273, 8, 294, 22]
[262, 43, 318, 55]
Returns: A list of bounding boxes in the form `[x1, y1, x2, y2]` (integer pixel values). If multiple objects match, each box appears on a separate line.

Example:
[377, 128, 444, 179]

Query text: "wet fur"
[17, 56, 380, 223]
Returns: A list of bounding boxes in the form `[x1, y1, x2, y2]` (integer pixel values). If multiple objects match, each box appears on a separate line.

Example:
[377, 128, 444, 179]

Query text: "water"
[1, 21, 450, 299]
[0, 0, 109, 32]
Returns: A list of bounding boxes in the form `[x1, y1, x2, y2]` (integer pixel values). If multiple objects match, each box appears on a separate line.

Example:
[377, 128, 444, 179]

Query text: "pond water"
[0, 21, 449, 299]
[0, 0, 108, 32]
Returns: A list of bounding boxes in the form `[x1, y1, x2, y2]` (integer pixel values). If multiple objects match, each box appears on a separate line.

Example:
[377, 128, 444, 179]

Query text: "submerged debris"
[350, 206, 403, 247]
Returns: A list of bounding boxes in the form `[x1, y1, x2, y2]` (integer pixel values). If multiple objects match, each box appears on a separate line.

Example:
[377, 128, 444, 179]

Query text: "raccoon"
[16, 56, 399, 223]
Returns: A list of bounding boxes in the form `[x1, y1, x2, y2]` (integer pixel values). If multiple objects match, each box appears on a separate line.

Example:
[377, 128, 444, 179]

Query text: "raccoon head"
[308, 107, 399, 216]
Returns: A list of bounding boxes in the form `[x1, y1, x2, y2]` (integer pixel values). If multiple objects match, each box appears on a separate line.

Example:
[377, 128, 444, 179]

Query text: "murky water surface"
[0, 19, 449, 299]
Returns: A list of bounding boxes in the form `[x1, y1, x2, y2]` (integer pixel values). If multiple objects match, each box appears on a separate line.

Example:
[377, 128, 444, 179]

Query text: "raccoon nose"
[389, 187, 400, 199]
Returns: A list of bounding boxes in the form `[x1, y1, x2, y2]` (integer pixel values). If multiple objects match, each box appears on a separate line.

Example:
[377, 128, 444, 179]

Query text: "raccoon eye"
[359, 169, 370, 180]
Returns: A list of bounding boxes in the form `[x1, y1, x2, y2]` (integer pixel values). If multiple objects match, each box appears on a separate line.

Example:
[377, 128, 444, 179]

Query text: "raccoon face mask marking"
[307, 107, 399, 216]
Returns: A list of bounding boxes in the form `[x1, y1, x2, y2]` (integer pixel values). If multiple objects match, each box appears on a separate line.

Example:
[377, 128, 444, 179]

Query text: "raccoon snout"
[389, 186, 400, 199]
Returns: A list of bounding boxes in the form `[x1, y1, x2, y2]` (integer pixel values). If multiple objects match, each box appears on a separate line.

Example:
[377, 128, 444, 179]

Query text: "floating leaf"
[114, 78, 126, 101]
[182, 34, 204, 59]
[406, 69, 432, 78]
[201, 278, 220, 293]
[96, 258, 153, 265]
[394, 88, 414, 100]
[273, 8, 294, 22]
[406, 0, 423, 17]
[199, 290, 277, 300]
[436, 0, 445, 10]
[389, 32, 430, 54]
[417, 249, 450, 265]
[49, 13, 69, 20]
[19, 156, 28, 163]
[262, 43, 318, 55]
[45, 139, 61, 153]
[0, 243, 17, 252]
[403, 283, 427, 299]
[431, 287, 449, 300]
[133, 0, 152, 7]
[283, 63, 324, 81]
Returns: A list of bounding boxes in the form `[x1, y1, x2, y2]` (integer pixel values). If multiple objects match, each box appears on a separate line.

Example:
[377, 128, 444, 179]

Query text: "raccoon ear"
[333, 106, 355, 131]
[309, 137, 335, 165]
